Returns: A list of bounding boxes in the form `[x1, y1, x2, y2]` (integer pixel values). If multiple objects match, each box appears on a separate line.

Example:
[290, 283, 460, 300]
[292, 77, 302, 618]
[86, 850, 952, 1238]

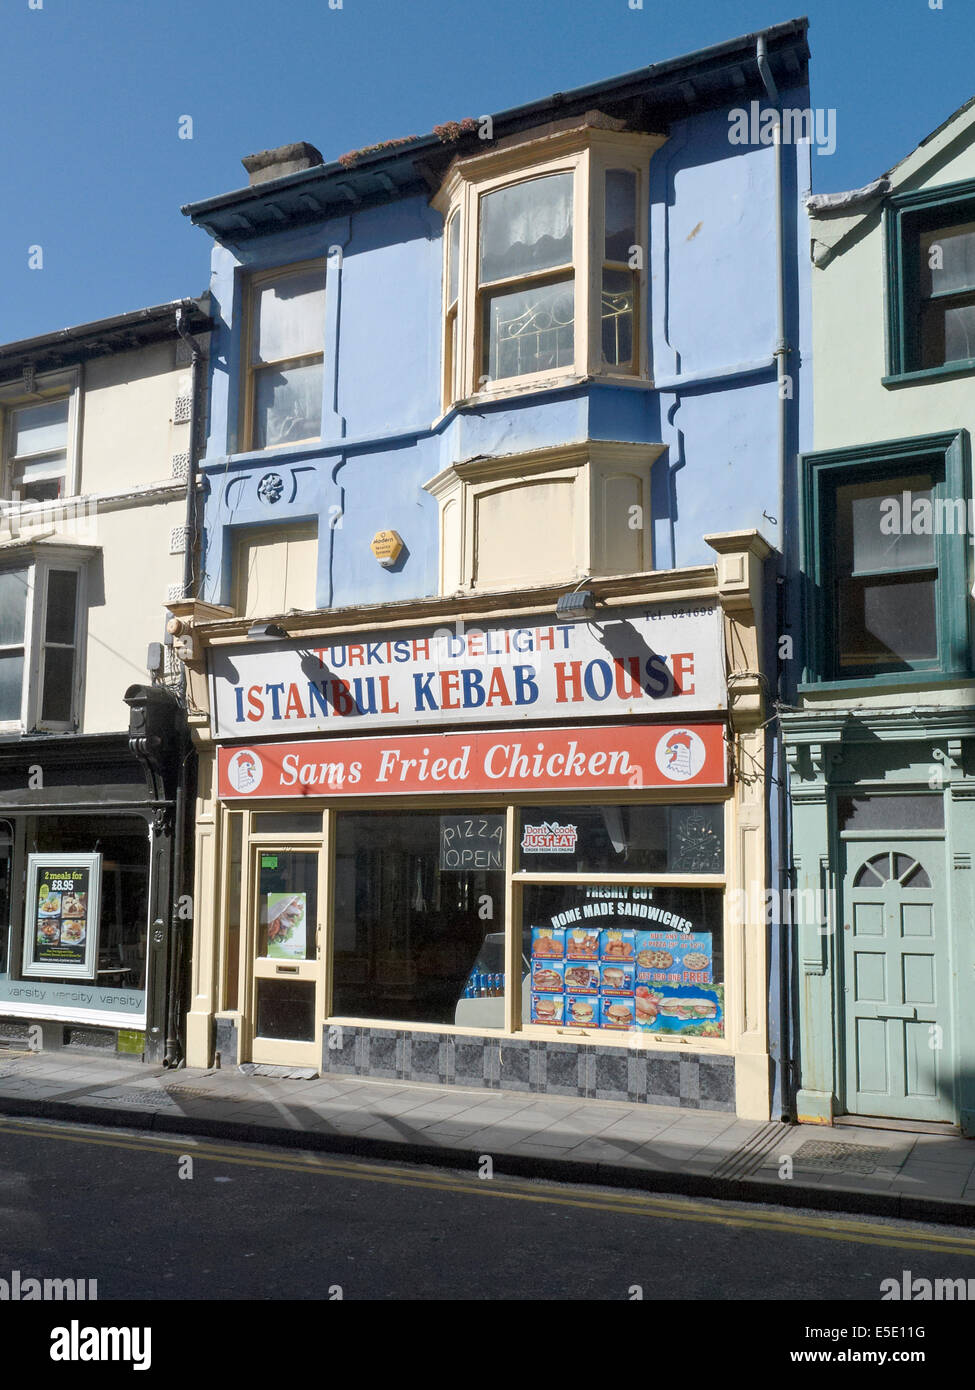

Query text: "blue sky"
[2, 0, 972, 341]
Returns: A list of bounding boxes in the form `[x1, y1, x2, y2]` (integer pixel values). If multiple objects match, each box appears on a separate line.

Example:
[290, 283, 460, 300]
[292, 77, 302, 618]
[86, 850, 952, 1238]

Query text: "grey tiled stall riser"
[321, 1025, 735, 1111]
[214, 1017, 240, 1067]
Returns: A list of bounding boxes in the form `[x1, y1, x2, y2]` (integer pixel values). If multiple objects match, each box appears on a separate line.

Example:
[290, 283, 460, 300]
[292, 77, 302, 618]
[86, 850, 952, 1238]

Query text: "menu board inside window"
[524, 883, 724, 1037]
[22, 853, 101, 980]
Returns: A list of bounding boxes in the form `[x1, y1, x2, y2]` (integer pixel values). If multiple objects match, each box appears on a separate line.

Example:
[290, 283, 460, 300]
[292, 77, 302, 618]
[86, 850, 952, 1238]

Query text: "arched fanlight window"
[853, 852, 931, 888]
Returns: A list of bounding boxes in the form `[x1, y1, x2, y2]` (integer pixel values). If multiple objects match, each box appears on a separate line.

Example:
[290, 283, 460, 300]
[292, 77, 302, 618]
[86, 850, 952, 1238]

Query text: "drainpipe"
[175, 305, 203, 609]
[164, 745, 193, 1068]
[168, 306, 203, 1068]
[757, 36, 789, 541]
[758, 35, 794, 1119]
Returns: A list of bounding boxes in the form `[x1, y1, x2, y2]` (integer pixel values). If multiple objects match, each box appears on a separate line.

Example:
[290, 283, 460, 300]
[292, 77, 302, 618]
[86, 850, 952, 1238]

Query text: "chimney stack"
[241, 142, 324, 186]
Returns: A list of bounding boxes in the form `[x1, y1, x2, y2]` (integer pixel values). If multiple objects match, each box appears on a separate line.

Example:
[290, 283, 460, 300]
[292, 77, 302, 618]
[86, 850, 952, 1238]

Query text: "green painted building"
[786, 98, 975, 1135]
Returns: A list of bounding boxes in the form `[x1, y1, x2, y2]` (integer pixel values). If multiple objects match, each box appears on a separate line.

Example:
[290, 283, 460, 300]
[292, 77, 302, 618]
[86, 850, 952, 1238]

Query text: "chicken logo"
[655, 728, 706, 782]
[227, 749, 264, 794]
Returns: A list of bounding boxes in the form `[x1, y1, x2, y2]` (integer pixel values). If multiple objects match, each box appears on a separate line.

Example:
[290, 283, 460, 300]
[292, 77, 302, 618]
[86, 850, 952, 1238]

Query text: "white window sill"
[433, 371, 654, 429]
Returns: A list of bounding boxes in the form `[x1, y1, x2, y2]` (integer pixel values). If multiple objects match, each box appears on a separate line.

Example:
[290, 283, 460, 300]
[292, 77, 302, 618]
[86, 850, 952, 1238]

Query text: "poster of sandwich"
[635, 983, 724, 1037]
[528, 886, 725, 1036]
[264, 893, 308, 959]
[22, 853, 101, 981]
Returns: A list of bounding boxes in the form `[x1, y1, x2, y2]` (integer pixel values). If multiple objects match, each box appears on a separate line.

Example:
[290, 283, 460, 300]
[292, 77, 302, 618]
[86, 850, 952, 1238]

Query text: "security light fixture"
[555, 589, 596, 622]
[246, 621, 288, 641]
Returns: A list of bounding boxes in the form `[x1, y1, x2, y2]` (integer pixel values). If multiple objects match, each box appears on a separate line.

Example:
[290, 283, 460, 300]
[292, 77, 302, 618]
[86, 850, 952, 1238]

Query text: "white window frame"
[434, 127, 664, 412]
[0, 547, 89, 735]
[0, 368, 82, 503]
[240, 259, 327, 454]
[0, 564, 30, 731]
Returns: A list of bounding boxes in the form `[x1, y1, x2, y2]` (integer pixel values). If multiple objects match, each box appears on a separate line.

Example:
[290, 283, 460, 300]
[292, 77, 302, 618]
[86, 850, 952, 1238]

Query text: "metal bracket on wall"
[932, 739, 964, 779]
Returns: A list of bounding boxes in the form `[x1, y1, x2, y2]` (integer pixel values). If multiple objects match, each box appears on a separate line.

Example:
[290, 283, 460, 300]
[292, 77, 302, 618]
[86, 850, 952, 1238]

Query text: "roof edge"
[0, 297, 213, 369]
[181, 17, 809, 231]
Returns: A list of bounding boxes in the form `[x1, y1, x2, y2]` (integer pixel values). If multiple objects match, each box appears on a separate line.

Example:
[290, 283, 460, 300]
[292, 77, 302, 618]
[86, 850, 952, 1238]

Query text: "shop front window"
[523, 882, 724, 1037]
[0, 816, 149, 1019]
[33, 818, 149, 989]
[517, 803, 724, 874]
[333, 810, 506, 1027]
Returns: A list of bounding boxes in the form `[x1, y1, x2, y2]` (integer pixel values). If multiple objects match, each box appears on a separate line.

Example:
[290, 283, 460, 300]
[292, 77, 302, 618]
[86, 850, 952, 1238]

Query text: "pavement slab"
[0, 1048, 973, 1223]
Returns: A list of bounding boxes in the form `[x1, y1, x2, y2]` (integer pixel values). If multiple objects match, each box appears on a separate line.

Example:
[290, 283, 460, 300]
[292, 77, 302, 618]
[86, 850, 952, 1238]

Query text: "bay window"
[0, 551, 88, 732]
[0, 569, 27, 724]
[424, 440, 661, 593]
[436, 126, 663, 408]
[602, 169, 639, 369]
[479, 172, 576, 382]
[444, 211, 461, 404]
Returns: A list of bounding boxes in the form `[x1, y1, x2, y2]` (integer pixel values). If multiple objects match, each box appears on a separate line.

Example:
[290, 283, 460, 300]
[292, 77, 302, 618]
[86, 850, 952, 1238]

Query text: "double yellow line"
[3, 1116, 975, 1257]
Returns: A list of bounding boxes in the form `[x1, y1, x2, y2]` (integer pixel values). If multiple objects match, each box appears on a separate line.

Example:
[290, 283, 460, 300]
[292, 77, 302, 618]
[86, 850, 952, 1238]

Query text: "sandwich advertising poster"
[22, 853, 101, 981]
[264, 893, 308, 959]
[529, 886, 723, 1037]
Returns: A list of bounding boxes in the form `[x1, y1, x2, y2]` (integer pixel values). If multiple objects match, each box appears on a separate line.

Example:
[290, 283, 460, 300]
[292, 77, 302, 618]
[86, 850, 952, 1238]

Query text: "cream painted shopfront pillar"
[706, 531, 775, 1122]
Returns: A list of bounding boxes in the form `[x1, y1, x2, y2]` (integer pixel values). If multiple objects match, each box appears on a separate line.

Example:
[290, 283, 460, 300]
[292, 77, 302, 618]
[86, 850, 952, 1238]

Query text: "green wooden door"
[840, 841, 953, 1123]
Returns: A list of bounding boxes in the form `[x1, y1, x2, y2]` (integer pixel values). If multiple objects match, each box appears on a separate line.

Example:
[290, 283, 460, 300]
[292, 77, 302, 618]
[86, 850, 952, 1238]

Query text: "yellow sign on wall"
[370, 530, 404, 568]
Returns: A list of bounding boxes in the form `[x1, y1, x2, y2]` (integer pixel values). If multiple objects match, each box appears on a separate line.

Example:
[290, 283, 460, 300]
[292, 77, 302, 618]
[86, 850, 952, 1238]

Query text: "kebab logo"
[227, 749, 264, 794]
[521, 822, 579, 853]
[655, 728, 707, 782]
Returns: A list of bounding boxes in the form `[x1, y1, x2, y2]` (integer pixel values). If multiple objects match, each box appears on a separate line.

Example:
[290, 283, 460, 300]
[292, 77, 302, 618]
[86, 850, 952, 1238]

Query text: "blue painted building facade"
[176, 20, 812, 1121]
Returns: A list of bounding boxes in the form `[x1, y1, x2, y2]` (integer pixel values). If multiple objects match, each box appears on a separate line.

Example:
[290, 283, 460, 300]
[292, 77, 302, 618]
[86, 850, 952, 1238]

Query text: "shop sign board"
[208, 602, 725, 739]
[22, 853, 101, 981]
[217, 723, 727, 800]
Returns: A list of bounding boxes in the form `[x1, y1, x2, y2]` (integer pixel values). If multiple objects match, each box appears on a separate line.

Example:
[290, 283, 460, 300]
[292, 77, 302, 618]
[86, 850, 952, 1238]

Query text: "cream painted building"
[0, 299, 212, 1064]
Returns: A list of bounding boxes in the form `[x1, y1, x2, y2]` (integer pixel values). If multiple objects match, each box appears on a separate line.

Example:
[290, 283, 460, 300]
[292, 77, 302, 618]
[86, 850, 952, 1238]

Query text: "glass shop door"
[248, 847, 325, 1068]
